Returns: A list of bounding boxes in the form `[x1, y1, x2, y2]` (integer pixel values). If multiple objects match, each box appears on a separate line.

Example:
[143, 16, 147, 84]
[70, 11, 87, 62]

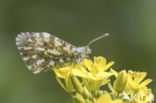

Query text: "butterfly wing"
[16, 32, 79, 74]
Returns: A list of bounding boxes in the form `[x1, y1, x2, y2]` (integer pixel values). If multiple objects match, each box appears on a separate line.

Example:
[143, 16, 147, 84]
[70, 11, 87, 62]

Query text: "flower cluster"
[54, 56, 154, 103]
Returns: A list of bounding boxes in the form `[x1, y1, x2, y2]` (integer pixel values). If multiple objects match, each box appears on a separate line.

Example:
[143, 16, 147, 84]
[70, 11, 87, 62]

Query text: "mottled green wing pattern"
[16, 32, 79, 74]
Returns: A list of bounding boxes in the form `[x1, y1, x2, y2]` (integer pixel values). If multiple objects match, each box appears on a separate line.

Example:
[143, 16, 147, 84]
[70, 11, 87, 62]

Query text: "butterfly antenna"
[87, 33, 110, 46]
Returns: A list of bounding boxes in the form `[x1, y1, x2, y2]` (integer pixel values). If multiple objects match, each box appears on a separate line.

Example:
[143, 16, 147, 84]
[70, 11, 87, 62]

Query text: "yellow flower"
[72, 56, 114, 91]
[110, 69, 154, 103]
[54, 66, 74, 93]
[120, 70, 154, 103]
[53, 57, 154, 103]
[96, 93, 123, 103]
[134, 87, 154, 103]
[111, 70, 152, 93]
[127, 70, 152, 92]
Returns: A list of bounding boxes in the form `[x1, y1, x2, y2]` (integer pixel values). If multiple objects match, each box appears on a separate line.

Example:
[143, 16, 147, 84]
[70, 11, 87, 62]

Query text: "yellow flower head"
[53, 57, 154, 103]
[121, 70, 154, 103]
[72, 56, 114, 91]
[135, 88, 154, 103]
[72, 56, 114, 80]
[96, 93, 123, 103]
[127, 70, 152, 92]
[54, 56, 114, 92]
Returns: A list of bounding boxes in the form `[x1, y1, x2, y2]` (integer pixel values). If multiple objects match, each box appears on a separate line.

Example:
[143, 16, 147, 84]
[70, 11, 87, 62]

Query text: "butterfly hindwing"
[16, 32, 79, 74]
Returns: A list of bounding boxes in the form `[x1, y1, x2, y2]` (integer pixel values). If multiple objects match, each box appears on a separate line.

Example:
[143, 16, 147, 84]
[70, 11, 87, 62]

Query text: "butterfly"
[16, 32, 109, 74]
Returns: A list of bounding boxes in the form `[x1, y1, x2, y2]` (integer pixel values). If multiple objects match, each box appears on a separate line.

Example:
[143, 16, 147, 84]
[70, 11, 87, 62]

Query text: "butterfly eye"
[84, 46, 91, 55]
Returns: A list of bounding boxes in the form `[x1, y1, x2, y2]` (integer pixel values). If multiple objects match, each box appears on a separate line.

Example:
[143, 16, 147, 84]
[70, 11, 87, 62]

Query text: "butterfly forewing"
[16, 32, 79, 74]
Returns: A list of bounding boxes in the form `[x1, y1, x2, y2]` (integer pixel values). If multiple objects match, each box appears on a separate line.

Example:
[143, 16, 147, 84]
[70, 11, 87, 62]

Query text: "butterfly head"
[76, 46, 91, 58]
[76, 33, 110, 60]
[83, 46, 92, 55]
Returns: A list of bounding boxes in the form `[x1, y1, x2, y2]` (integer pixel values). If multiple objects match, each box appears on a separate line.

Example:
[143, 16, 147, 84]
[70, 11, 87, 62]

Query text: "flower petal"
[140, 79, 152, 87]
[134, 72, 147, 84]
[72, 68, 89, 78]
[96, 93, 112, 103]
[84, 59, 94, 73]
[111, 69, 118, 77]
[94, 56, 106, 66]
[54, 67, 71, 78]
[96, 72, 114, 80]
[103, 61, 115, 71]
[111, 99, 123, 103]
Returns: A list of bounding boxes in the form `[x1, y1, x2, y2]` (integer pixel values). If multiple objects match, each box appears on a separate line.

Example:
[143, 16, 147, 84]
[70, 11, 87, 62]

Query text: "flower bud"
[71, 76, 83, 94]
[94, 90, 104, 98]
[114, 70, 128, 93]
[72, 95, 85, 103]
[83, 87, 92, 99]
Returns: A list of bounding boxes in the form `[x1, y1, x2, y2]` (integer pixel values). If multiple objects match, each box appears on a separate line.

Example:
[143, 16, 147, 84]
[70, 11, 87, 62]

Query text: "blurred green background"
[0, 0, 156, 103]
